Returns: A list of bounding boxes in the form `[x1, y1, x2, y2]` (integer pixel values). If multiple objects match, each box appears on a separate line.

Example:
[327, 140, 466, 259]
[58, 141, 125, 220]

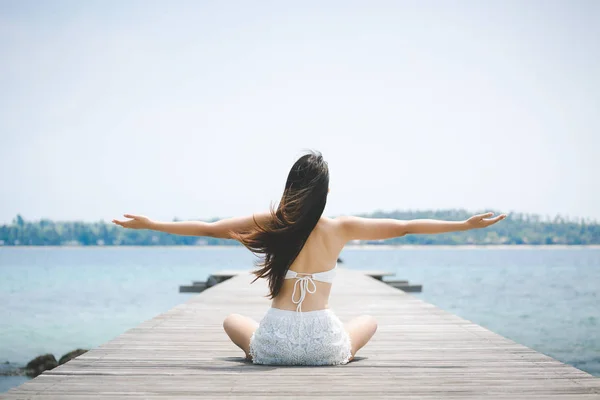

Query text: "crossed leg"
[345, 315, 378, 361]
[223, 313, 377, 362]
[223, 313, 259, 360]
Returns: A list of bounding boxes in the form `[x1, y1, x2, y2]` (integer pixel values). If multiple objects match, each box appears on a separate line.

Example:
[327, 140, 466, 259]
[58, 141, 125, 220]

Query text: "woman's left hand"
[112, 214, 152, 230]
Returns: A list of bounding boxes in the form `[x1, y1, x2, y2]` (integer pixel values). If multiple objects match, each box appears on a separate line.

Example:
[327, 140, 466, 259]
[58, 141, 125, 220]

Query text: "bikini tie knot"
[291, 275, 317, 313]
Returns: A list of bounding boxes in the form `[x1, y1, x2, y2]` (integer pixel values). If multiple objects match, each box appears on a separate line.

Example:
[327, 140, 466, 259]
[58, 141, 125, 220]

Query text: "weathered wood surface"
[3, 269, 600, 399]
[356, 270, 396, 280]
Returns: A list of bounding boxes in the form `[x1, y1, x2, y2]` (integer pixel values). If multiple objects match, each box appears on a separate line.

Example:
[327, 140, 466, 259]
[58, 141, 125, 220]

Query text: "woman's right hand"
[112, 214, 152, 230]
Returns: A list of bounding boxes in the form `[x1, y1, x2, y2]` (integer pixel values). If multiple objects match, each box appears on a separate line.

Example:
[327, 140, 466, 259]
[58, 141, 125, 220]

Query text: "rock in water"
[25, 354, 57, 377]
[0, 361, 26, 376]
[58, 349, 88, 365]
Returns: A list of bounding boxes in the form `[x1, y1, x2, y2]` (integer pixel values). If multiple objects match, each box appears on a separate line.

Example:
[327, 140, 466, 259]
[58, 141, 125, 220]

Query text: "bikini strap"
[284, 264, 337, 312]
[290, 275, 317, 312]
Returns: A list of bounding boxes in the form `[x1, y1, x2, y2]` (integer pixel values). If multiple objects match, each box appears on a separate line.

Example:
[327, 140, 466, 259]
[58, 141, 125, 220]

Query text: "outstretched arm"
[112, 212, 272, 239]
[337, 212, 507, 242]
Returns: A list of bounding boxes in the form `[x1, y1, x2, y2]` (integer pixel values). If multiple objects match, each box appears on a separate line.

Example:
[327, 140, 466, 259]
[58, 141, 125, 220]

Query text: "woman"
[113, 150, 506, 366]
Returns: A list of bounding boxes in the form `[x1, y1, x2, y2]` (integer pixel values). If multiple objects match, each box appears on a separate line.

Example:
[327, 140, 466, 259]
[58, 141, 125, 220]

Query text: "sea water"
[1, 246, 598, 392]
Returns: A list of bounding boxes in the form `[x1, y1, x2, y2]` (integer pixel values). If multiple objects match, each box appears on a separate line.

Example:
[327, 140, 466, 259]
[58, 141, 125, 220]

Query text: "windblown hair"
[232, 150, 329, 299]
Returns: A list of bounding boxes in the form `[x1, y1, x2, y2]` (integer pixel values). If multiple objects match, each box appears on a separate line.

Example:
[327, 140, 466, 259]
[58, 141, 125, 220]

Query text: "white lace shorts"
[249, 308, 352, 366]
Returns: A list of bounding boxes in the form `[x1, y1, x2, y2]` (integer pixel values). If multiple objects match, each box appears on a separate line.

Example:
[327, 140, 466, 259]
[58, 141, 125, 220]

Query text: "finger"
[485, 215, 506, 224]
[476, 212, 494, 219]
[123, 214, 137, 219]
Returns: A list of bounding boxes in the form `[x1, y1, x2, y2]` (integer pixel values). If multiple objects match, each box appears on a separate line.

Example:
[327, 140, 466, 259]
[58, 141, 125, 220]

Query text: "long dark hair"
[231, 150, 329, 298]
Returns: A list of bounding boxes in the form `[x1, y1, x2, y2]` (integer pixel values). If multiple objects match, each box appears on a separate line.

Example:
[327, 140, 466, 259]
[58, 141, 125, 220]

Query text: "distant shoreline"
[2, 244, 599, 250]
[4, 210, 598, 247]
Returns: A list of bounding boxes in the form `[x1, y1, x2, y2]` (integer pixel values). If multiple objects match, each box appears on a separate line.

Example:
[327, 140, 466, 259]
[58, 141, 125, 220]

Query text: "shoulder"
[325, 215, 407, 242]
[317, 215, 347, 227]
[309, 216, 351, 249]
[318, 215, 360, 238]
[313, 216, 343, 234]
[328, 215, 362, 229]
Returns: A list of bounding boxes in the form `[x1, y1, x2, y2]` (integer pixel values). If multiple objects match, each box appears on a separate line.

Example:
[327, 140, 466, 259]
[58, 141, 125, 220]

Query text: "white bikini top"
[284, 263, 337, 312]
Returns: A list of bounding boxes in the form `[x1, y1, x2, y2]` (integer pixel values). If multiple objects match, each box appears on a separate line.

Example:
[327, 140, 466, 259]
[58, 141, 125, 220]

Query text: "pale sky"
[1, 0, 599, 224]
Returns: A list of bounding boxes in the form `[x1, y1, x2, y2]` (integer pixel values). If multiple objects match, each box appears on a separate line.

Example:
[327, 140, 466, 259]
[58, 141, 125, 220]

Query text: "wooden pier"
[3, 269, 600, 399]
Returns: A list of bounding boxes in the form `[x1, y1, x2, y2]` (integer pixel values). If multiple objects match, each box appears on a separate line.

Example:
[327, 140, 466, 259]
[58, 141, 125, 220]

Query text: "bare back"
[270, 217, 345, 311]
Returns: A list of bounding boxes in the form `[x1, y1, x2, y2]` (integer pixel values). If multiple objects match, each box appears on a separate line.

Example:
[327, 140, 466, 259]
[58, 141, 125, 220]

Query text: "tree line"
[1, 210, 598, 246]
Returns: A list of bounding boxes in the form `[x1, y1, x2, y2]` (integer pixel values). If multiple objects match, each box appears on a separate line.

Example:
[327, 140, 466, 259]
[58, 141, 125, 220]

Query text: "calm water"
[1, 246, 599, 392]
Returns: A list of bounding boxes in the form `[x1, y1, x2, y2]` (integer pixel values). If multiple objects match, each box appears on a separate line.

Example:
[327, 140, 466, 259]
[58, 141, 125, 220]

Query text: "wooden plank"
[3, 269, 599, 399]
[359, 270, 396, 280]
